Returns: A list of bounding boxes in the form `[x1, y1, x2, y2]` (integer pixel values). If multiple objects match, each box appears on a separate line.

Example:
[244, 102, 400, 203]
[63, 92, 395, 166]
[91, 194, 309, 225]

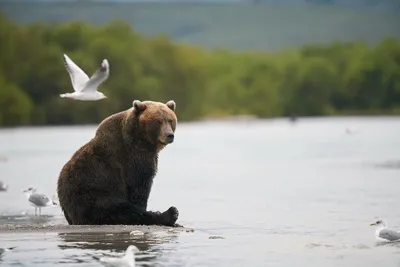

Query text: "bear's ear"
[132, 100, 147, 115]
[166, 100, 176, 111]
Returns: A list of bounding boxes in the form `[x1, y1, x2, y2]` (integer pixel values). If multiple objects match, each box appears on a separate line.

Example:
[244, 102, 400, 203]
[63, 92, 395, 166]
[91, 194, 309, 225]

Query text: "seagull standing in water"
[23, 187, 58, 217]
[60, 54, 109, 101]
[95, 245, 138, 267]
[370, 220, 400, 242]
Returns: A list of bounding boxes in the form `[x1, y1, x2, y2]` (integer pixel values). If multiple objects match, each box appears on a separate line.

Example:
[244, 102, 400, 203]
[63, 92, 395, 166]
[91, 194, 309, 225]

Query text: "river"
[0, 116, 399, 267]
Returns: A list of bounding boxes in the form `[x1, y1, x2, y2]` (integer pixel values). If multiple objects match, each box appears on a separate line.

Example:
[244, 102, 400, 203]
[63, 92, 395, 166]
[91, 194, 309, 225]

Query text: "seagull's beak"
[370, 223, 376, 226]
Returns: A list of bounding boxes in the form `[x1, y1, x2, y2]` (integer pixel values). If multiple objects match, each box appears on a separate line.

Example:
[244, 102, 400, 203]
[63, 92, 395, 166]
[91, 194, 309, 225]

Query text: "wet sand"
[0, 223, 198, 267]
[0, 224, 195, 234]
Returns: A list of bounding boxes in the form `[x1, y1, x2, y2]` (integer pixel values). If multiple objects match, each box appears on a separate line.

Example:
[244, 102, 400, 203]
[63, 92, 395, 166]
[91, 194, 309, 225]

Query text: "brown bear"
[57, 100, 180, 226]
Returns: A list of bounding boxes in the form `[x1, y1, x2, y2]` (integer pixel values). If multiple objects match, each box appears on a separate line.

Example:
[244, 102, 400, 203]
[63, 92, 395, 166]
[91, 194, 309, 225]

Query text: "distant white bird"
[345, 126, 360, 135]
[370, 220, 400, 241]
[0, 246, 17, 256]
[60, 53, 109, 101]
[22, 186, 58, 217]
[0, 181, 8, 192]
[95, 245, 138, 267]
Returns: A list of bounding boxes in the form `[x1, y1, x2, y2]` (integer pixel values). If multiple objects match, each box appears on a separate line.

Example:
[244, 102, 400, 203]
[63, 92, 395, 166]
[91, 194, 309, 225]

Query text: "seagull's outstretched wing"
[379, 228, 400, 241]
[63, 54, 90, 92]
[81, 59, 110, 93]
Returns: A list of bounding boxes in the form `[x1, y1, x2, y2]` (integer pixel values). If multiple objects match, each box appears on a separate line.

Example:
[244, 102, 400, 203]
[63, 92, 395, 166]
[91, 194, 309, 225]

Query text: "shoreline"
[1, 114, 400, 130]
[0, 224, 194, 234]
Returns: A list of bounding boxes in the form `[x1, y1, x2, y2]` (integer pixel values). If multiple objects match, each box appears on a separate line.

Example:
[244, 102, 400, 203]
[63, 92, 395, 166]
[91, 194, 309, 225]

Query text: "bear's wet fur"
[57, 100, 180, 226]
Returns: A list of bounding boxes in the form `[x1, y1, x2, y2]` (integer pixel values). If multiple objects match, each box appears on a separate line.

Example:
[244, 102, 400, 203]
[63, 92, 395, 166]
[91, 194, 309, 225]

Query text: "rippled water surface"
[1, 116, 400, 267]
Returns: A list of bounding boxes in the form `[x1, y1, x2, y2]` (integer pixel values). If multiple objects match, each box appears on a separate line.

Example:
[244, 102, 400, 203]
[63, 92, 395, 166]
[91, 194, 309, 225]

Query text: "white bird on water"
[22, 187, 58, 217]
[95, 245, 138, 267]
[370, 220, 400, 242]
[0, 246, 17, 257]
[0, 180, 8, 192]
[60, 53, 109, 101]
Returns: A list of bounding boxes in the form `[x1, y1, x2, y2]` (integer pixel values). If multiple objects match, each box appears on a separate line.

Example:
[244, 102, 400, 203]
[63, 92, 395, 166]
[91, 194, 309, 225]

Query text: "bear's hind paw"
[160, 206, 179, 226]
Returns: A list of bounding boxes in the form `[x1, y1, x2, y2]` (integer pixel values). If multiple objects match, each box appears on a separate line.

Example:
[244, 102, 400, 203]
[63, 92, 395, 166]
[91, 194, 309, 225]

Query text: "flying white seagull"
[23, 186, 58, 217]
[60, 53, 109, 101]
[370, 220, 400, 242]
[94, 245, 138, 267]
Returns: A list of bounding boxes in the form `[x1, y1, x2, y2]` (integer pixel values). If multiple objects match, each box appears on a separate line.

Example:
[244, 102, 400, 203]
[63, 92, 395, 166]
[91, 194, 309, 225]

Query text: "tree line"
[0, 12, 399, 127]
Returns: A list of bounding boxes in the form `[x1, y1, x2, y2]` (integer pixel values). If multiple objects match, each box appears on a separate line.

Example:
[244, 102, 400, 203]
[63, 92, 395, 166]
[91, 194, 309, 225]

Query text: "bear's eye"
[168, 119, 174, 124]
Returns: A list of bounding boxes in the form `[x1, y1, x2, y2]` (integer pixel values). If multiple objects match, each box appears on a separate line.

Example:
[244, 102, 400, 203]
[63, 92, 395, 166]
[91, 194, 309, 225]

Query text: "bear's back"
[59, 109, 130, 184]
[95, 109, 130, 140]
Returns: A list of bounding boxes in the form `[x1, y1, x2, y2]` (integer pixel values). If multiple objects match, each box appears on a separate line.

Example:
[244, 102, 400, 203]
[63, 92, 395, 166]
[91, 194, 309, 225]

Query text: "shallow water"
[0, 116, 400, 267]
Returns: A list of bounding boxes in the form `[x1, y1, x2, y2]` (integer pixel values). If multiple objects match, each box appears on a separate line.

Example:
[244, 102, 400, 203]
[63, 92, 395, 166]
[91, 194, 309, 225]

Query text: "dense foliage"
[0, 13, 399, 126]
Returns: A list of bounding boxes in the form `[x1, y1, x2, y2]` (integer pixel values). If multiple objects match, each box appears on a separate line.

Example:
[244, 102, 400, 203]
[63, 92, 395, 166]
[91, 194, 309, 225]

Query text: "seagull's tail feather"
[60, 93, 69, 98]
[51, 194, 59, 206]
[6, 247, 17, 251]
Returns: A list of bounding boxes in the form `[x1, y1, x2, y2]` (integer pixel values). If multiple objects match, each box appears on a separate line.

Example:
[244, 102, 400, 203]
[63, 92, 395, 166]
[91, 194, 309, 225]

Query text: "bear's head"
[132, 100, 177, 151]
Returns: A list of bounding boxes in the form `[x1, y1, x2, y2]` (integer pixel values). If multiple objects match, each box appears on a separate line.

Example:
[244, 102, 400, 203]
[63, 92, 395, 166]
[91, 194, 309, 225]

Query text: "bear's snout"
[165, 132, 174, 144]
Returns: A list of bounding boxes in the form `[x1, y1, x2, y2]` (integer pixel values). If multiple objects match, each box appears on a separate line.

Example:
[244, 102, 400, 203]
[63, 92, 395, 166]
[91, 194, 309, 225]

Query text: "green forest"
[0, 12, 400, 127]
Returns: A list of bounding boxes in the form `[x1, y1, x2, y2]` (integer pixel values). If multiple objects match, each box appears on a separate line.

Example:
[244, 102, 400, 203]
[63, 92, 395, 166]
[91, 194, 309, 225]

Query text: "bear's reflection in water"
[57, 230, 179, 266]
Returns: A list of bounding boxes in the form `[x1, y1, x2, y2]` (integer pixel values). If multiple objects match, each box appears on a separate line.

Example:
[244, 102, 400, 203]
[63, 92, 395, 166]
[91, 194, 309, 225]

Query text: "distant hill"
[5, 0, 400, 11]
[4, 0, 400, 11]
[1, 1, 400, 51]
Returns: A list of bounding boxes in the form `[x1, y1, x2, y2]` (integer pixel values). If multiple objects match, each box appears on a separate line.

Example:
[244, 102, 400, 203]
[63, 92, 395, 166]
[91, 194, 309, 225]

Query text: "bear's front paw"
[161, 206, 179, 226]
